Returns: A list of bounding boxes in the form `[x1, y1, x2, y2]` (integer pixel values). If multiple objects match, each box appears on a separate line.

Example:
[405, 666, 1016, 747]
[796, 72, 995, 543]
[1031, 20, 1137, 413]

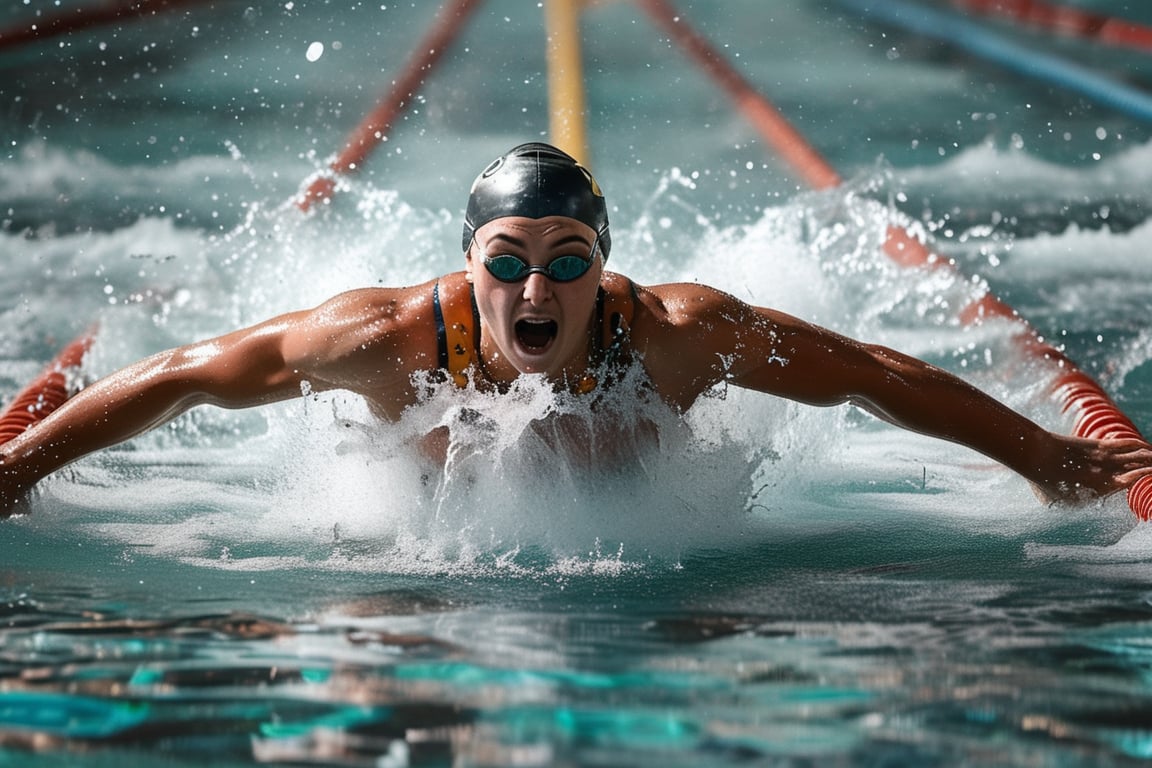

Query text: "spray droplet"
[305, 41, 324, 62]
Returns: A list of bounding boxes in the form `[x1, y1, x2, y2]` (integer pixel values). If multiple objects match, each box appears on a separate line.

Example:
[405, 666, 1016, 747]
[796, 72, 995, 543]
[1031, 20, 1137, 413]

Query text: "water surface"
[3, 1, 1152, 764]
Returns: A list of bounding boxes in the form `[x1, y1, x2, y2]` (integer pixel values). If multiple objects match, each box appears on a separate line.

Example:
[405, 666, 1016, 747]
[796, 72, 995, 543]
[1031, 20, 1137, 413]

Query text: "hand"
[1029, 434, 1152, 507]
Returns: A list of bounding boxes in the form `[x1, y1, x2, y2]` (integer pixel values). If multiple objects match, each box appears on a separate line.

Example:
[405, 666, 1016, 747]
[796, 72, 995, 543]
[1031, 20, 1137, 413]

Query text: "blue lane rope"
[835, 0, 1152, 125]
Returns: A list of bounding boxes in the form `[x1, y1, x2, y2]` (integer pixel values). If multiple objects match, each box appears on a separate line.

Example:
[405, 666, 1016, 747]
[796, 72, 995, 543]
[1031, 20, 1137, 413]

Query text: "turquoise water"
[3, 0, 1152, 764]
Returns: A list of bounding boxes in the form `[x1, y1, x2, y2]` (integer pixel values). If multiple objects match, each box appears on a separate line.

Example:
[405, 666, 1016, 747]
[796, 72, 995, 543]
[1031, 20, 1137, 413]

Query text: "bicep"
[640, 285, 854, 408]
[722, 305, 897, 408]
[639, 284, 904, 410]
[135, 313, 312, 410]
[194, 289, 411, 406]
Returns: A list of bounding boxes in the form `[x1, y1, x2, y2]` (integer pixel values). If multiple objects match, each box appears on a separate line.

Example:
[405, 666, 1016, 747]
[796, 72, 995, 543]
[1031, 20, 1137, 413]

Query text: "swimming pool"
[3, 0, 1152, 764]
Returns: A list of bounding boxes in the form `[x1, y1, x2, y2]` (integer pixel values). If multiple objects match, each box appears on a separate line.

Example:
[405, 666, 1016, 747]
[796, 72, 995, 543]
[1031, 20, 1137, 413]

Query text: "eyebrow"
[485, 233, 592, 252]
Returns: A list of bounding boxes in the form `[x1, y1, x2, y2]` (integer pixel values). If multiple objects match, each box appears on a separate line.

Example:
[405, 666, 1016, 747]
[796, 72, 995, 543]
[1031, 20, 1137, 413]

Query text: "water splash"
[7, 163, 1142, 575]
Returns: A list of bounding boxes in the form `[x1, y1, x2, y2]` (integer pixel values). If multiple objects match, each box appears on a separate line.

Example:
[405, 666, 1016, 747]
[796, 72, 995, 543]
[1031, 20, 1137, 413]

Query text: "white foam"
[997, 218, 1152, 280]
[896, 138, 1152, 198]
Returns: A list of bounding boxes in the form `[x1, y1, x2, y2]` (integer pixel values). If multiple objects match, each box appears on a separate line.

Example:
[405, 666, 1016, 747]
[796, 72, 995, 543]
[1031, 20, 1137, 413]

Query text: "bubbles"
[305, 41, 324, 62]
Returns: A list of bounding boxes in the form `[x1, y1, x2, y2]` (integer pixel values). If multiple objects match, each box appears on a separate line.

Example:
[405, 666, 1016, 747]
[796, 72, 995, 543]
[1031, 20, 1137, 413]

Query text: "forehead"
[474, 216, 597, 245]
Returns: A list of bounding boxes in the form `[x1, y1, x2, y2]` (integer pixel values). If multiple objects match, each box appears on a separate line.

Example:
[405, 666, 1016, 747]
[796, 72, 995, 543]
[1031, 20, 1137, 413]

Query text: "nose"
[521, 271, 553, 305]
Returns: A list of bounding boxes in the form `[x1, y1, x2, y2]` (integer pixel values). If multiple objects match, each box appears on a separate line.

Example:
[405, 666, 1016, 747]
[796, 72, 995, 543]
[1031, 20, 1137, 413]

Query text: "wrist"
[1021, 430, 1094, 504]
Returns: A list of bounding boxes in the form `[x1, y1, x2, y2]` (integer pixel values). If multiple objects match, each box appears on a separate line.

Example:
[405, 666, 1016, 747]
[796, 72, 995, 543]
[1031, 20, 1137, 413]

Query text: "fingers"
[1117, 467, 1152, 486]
[1099, 437, 1152, 456]
[1037, 434, 1152, 505]
[1105, 443, 1152, 479]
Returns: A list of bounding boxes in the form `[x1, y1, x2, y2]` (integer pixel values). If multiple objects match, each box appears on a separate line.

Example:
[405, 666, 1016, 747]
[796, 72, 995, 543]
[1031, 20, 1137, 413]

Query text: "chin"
[512, 357, 554, 377]
[508, 340, 554, 370]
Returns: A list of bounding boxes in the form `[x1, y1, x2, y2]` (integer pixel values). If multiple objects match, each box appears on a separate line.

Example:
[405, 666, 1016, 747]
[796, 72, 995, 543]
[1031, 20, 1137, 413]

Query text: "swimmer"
[2, 142, 1151, 517]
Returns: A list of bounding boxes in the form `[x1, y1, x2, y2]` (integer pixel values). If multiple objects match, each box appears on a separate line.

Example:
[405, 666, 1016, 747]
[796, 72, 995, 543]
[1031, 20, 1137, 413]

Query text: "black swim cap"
[462, 142, 611, 259]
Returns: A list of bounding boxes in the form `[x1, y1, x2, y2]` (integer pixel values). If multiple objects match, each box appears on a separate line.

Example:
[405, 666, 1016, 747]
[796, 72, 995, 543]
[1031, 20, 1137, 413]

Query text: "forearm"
[850, 346, 1058, 484]
[0, 353, 209, 497]
[853, 358, 1152, 505]
[0, 329, 307, 505]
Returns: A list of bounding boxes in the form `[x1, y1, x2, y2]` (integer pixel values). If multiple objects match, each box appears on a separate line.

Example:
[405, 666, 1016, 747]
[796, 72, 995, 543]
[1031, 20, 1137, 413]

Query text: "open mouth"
[515, 318, 558, 352]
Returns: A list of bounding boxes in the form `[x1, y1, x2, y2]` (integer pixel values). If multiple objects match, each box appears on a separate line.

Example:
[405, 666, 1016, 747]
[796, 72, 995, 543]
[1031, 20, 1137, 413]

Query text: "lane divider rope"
[0, 0, 207, 52]
[835, 0, 1152, 125]
[296, 0, 485, 211]
[952, 0, 1152, 55]
[0, 330, 96, 446]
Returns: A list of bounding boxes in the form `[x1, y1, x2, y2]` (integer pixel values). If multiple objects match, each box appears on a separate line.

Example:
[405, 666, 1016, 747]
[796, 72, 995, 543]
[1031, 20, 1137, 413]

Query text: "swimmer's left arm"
[640, 284, 1152, 505]
[737, 304, 1152, 505]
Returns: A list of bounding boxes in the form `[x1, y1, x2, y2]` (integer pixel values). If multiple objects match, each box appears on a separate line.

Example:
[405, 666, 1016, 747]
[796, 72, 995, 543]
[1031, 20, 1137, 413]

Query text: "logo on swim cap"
[462, 142, 611, 259]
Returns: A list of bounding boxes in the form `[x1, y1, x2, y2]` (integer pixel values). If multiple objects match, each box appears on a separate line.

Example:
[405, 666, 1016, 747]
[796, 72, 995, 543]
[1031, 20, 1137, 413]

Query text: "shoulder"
[614, 276, 839, 409]
[282, 275, 448, 385]
[307, 277, 441, 325]
[626, 279, 761, 331]
[629, 279, 829, 347]
[609, 277, 767, 408]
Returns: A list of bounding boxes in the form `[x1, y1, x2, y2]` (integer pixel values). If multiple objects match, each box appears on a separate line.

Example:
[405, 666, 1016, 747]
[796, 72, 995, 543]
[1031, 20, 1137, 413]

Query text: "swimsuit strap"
[433, 271, 636, 389]
[433, 272, 479, 388]
[595, 271, 636, 366]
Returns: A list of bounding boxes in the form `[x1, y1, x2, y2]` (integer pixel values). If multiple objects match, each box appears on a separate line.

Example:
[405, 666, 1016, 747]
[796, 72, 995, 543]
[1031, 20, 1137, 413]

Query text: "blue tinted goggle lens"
[483, 253, 593, 283]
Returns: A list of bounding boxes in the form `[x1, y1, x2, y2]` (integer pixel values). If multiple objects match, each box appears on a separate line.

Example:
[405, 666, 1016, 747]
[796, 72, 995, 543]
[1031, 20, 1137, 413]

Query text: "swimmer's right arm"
[0, 284, 433, 517]
[0, 312, 312, 517]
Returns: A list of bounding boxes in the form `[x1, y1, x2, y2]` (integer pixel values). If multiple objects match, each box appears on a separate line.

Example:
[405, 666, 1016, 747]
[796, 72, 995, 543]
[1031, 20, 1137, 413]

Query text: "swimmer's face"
[466, 216, 603, 383]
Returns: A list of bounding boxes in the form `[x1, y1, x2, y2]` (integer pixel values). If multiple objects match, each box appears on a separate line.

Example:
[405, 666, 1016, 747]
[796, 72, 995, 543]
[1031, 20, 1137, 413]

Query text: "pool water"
[3, 1, 1152, 765]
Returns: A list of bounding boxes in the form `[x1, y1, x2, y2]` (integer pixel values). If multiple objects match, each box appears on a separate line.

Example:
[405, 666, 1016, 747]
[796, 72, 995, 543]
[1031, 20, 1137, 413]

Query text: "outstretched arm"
[0, 283, 434, 517]
[0, 313, 309, 516]
[782, 337, 1151, 505]
[745, 308, 1152, 505]
[637, 283, 1152, 506]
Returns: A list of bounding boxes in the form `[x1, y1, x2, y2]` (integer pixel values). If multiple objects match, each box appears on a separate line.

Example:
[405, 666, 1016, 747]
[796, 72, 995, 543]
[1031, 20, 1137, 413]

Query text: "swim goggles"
[481, 237, 599, 283]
